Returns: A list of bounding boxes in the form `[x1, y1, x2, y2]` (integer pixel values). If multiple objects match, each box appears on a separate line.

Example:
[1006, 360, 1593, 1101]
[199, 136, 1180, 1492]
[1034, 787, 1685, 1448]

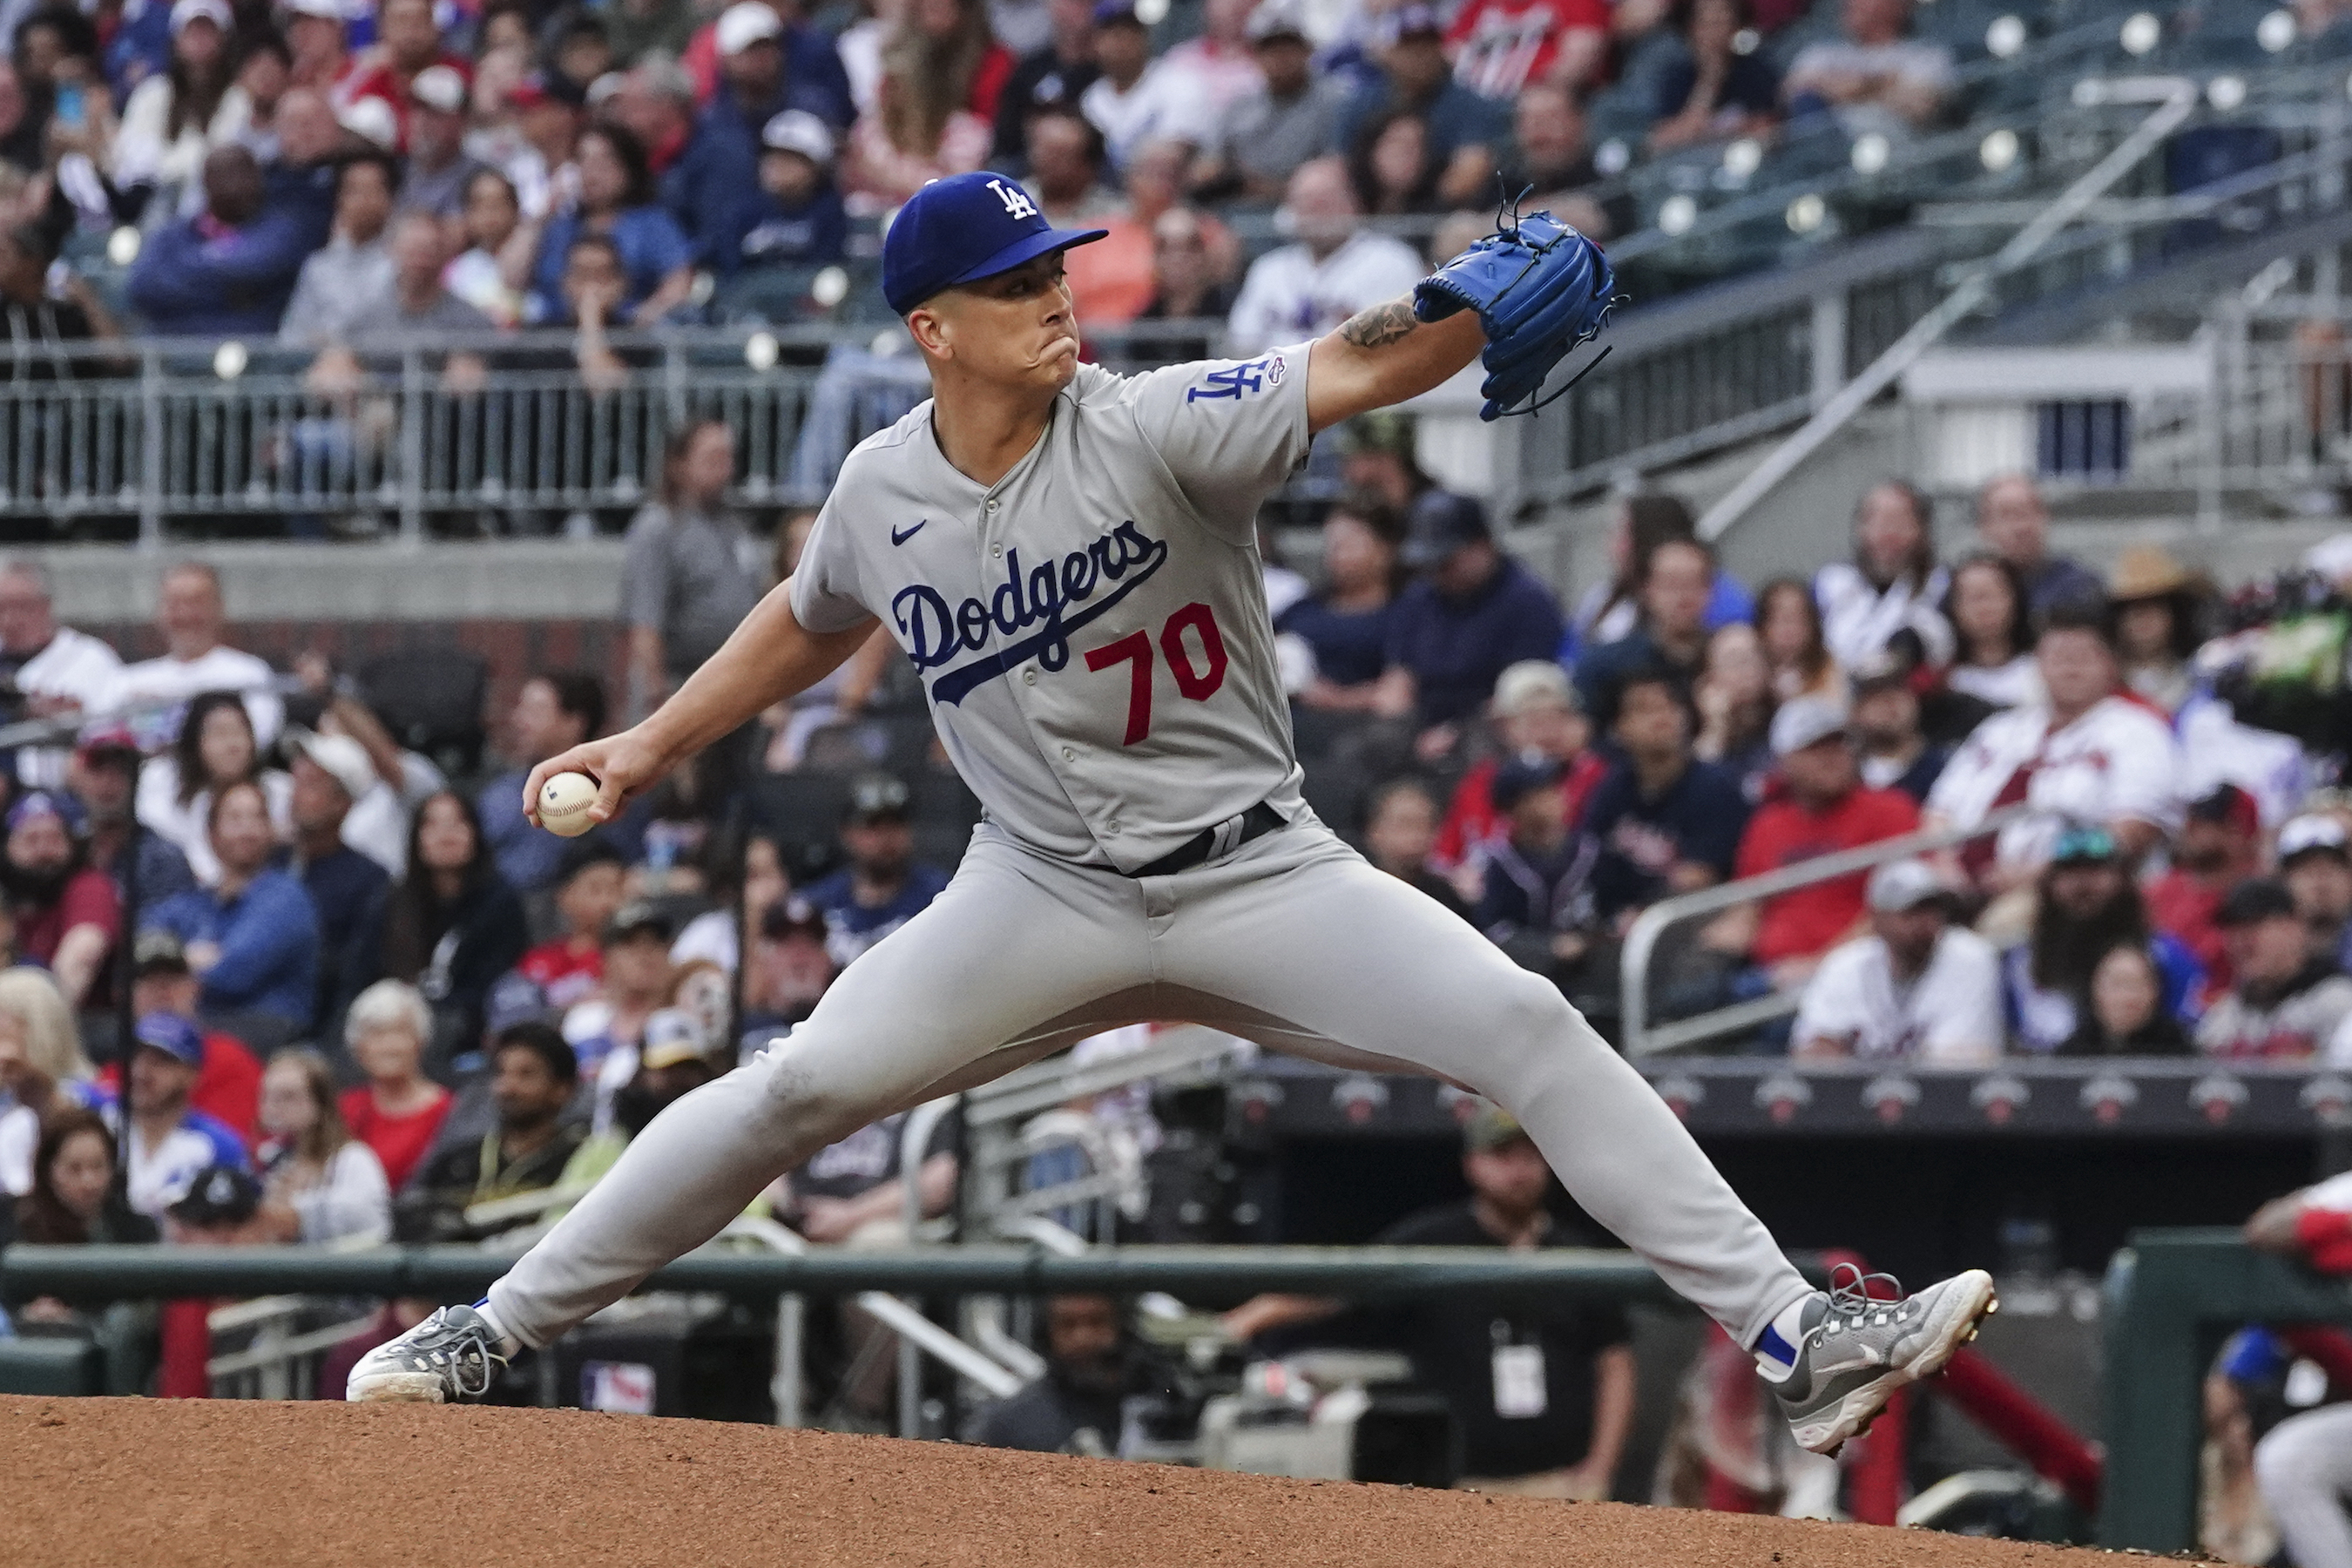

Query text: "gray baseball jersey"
[790, 348, 1312, 873]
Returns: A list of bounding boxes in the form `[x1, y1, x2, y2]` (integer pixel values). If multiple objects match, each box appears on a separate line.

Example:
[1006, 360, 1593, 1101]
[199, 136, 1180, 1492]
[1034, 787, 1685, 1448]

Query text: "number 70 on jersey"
[1084, 602, 1230, 745]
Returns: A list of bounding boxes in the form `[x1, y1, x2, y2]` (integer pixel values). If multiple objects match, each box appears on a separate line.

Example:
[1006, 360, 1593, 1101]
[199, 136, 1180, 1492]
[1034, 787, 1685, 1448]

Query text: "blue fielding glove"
[1413, 211, 1620, 422]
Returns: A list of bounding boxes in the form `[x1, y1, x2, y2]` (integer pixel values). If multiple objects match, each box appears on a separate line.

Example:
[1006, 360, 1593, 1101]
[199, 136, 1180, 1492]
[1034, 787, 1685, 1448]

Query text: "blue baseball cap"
[881, 172, 1107, 316]
[133, 1010, 205, 1068]
[6, 789, 86, 838]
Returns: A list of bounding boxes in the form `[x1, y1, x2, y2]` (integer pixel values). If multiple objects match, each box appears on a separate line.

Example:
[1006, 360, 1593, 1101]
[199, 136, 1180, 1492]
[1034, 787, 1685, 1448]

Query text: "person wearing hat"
[2197, 878, 2352, 1060]
[1711, 695, 1919, 992]
[517, 838, 629, 1013]
[801, 774, 950, 969]
[1847, 649, 1949, 803]
[740, 894, 837, 1038]
[2281, 813, 2352, 974]
[400, 1021, 585, 1243]
[1333, 3, 1504, 207]
[1470, 753, 1600, 982]
[2, 789, 118, 1010]
[1371, 488, 1566, 740]
[66, 728, 196, 916]
[736, 109, 848, 270]
[340, 0, 473, 152]
[285, 728, 392, 1035]
[1973, 473, 2104, 619]
[107, 0, 241, 193]
[1793, 859, 2001, 1064]
[395, 62, 493, 220]
[122, 1010, 250, 1220]
[283, 0, 352, 98]
[549, 1007, 726, 1217]
[1224, 1100, 1636, 1498]
[2004, 824, 2204, 1056]
[1572, 535, 1713, 733]
[1227, 154, 1424, 355]
[681, 0, 852, 136]
[1186, 0, 1341, 202]
[1432, 659, 1605, 880]
[2108, 544, 2203, 716]
[2147, 783, 2263, 987]
[1075, 0, 1205, 173]
[558, 899, 676, 1089]
[126, 931, 264, 1145]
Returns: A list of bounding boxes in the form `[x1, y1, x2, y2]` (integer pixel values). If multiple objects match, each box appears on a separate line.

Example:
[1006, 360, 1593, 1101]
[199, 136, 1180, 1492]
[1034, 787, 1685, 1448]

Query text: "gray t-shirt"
[1217, 78, 1348, 190]
[790, 348, 1314, 873]
[346, 290, 496, 340]
[621, 504, 766, 677]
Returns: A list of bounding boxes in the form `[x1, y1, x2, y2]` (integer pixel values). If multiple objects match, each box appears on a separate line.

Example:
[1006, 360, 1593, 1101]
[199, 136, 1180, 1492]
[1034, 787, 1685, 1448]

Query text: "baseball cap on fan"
[1399, 489, 1490, 569]
[1769, 693, 1848, 758]
[880, 171, 1108, 315]
[1866, 859, 1948, 915]
[409, 64, 468, 115]
[286, 727, 375, 804]
[2281, 813, 2351, 865]
[715, 0, 783, 55]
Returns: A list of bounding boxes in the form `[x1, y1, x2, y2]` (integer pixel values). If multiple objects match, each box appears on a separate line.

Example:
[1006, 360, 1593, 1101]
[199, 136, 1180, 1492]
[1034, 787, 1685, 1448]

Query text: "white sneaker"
[346, 1304, 508, 1403]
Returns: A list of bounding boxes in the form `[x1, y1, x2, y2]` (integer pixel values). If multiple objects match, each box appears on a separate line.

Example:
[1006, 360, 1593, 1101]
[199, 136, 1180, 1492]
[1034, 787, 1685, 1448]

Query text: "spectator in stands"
[109, 561, 281, 749]
[382, 790, 529, 1063]
[777, 1100, 959, 1244]
[1375, 490, 1565, 744]
[1928, 603, 2184, 895]
[1347, 108, 1443, 216]
[143, 779, 319, 1044]
[685, 0, 852, 132]
[993, 0, 1098, 163]
[1365, 777, 1469, 917]
[1133, 206, 1236, 352]
[1815, 480, 1951, 670]
[127, 932, 263, 1144]
[803, 774, 950, 968]
[2199, 879, 2352, 1060]
[389, 65, 487, 220]
[1473, 754, 1598, 979]
[519, 839, 628, 1012]
[673, 829, 787, 977]
[341, 210, 494, 346]
[342, 0, 469, 151]
[1692, 624, 1774, 802]
[1847, 650, 1947, 802]
[1492, 82, 1619, 240]
[1155, 0, 1261, 120]
[137, 690, 291, 888]
[1080, 0, 1206, 173]
[70, 729, 195, 908]
[2, 791, 117, 1007]
[529, 123, 693, 323]
[1448, 0, 1605, 102]
[1337, 5, 1502, 208]
[1781, 0, 1952, 137]
[1707, 695, 1920, 991]
[0, 224, 117, 386]
[1973, 473, 2102, 617]
[1753, 576, 1838, 705]
[125, 144, 314, 335]
[443, 167, 534, 327]
[282, 0, 351, 98]
[122, 1010, 247, 1217]
[337, 978, 450, 1189]
[0, 561, 120, 788]
[553, 1013, 724, 1205]
[624, 418, 765, 725]
[2283, 814, 2352, 972]
[1564, 494, 1750, 666]
[1574, 536, 1713, 732]
[563, 900, 674, 1085]
[2003, 825, 2203, 1054]
[2058, 942, 2192, 1056]
[2150, 784, 2263, 989]
[2109, 544, 2202, 717]
[843, 8, 997, 206]
[1794, 859, 1999, 1062]
[0, 967, 96, 1196]
[284, 727, 389, 1036]
[398, 1023, 584, 1240]
[1224, 1105, 1634, 1498]
[1279, 490, 1403, 711]
[1649, 0, 1781, 151]
[252, 1046, 391, 1243]
[480, 671, 608, 896]
[2, 1105, 154, 1253]
[1942, 554, 2041, 713]
[109, 0, 244, 198]
[736, 110, 847, 271]
[1024, 108, 1154, 324]
[740, 896, 835, 1036]
[1188, 0, 1342, 203]
[1227, 156, 1424, 352]
[965, 1293, 1182, 1454]
[1584, 668, 1748, 924]
[1434, 660, 1604, 883]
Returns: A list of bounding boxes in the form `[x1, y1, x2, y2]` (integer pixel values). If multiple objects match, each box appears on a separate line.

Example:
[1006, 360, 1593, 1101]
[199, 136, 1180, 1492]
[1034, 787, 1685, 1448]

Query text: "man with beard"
[2002, 825, 2205, 1055]
[2146, 784, 2262, 989]
[801, 775, 949, 970]
[551, 1010, 724, 1214]
[3, 790, 118, 1009]
[964, 1292, 1182, 1455]
[2200, 880, 2352, 1061]
[399, 1023, 585, 1242]
[2281, 814, 2352, 972]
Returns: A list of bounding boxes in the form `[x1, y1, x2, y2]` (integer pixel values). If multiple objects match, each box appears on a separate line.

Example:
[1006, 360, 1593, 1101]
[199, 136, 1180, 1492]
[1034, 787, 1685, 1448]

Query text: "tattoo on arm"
[1337, 297, 1419, 351]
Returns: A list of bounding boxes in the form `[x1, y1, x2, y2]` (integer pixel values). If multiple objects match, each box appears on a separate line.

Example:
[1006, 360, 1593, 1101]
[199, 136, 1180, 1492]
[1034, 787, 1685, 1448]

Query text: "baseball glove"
[1413, 210, 1620, 422]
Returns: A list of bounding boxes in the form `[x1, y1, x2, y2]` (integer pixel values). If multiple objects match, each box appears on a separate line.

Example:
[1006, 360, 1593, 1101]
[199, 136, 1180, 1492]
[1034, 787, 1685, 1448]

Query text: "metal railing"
[1619, 805, 2029, 1058]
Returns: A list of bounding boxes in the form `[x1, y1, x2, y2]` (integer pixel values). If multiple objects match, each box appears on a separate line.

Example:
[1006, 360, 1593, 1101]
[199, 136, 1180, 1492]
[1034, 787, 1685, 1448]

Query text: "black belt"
[1125, 802, 1286, 878]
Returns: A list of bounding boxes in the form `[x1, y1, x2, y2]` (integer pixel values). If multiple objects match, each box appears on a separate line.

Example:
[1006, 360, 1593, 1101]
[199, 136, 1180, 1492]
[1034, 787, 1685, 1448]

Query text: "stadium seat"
[747, 772, 854, 876]
[356, 648, 490, 779]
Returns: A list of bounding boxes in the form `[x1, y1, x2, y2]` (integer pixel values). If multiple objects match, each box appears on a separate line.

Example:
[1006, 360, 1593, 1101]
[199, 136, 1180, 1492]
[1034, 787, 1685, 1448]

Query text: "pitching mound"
[2, 1394, 2131, 1566]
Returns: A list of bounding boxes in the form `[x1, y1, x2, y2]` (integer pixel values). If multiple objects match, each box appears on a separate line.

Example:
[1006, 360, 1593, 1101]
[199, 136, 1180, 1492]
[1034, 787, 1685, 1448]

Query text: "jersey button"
[1022, 668, 1037, 685]
[1061, 746, 1077, 760]
[990, 543, 1004, 558]
[1105, 821, 1122, 836]
[986, 499, 1000, 511]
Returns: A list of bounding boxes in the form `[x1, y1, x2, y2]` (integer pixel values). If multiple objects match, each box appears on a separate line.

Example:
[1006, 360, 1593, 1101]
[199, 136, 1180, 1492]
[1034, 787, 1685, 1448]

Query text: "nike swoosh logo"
[890, 519, 927, 546]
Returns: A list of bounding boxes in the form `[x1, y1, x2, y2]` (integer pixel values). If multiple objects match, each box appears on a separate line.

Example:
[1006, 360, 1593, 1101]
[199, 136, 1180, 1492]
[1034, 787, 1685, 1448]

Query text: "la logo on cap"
[987, 179, 1037, 221]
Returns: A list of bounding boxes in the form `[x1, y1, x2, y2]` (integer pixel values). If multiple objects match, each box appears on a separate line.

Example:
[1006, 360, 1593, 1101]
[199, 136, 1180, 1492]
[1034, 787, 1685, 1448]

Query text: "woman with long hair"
[0, 968, 97, 1198]
[1942, 553, 2041, 712]
[3, 1106, 156, 1249]
[109, 0, 247, 199]
[1814, 480, 1953, 669]
[381, 791, 530, 1064]
[443, 166, 538, 328]
[256, 1047, 391, 1243]
[1693, 622, 1776, 801]
[842, 14, 995, 212]
[1754, 576, 1842, 703]
[1281, 490, 1407, 712]
[336, 978, 451, 1192]
[2108, 544, 2204, 716]
[1348, 110, 1442, 216]
[528, 122, 695, 323]
[1565, 492, 1753, 662]
[2057, 942, 2192, 1056]
[136, 690, 292, 887]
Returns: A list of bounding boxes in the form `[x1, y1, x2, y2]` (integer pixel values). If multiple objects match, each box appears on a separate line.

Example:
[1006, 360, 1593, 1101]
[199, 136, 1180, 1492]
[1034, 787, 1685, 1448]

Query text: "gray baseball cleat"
[345, 1304, 509, 1403]
[1772, 1265, 1997, 1456]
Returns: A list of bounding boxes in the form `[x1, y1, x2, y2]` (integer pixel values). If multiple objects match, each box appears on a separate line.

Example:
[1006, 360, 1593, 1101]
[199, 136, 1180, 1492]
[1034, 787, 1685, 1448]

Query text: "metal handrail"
[1618, 804, 2031, 1058]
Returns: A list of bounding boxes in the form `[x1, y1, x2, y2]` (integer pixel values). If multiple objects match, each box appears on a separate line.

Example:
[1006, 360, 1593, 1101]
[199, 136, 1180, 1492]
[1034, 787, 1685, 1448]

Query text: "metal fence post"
[137, 347, 164, 549]
[398, 346, 425, 544]
[1810, 288, 1848, 409]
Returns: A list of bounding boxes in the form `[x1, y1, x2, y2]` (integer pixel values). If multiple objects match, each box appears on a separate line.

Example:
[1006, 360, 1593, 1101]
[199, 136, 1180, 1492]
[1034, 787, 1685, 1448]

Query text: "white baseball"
[537, 772, 601, 837]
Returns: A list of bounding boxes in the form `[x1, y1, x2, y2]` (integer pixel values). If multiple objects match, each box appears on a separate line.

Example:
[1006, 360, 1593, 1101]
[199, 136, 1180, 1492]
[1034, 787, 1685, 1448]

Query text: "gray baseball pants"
[486, 819, 1814, 1349]
[2256, 1403, 2352, 1568]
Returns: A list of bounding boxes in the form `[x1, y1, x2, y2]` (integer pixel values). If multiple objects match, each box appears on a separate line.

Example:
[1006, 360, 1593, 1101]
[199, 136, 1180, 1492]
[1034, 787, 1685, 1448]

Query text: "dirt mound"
[0, 1394, 2130, 1566]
